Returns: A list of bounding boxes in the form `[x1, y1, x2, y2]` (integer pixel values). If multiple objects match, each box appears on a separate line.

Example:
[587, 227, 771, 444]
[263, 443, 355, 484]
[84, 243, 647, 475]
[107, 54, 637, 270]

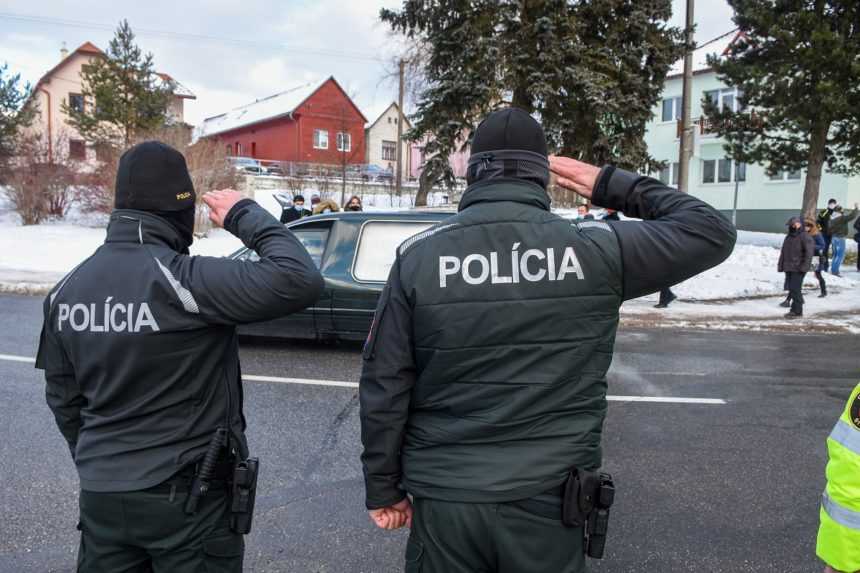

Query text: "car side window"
[232, 222, 332, 267]
[352, 221, 435, 282]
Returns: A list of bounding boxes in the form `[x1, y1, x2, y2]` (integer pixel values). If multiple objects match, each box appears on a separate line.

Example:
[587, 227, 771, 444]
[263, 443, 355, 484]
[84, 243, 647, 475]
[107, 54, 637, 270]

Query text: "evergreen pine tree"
[0, 63, 36, 159]
[64, 20, 173, 147]
[381, 0, 682, 204]
[706, 0, 860, 218]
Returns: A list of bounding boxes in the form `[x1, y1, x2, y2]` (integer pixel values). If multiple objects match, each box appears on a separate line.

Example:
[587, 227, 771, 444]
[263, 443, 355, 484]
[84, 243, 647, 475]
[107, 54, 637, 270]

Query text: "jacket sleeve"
[359, 255, 416, 510]
[164, 199, 325, 325]
[35, 299, 84, 459]
[591, 166, 737, 300]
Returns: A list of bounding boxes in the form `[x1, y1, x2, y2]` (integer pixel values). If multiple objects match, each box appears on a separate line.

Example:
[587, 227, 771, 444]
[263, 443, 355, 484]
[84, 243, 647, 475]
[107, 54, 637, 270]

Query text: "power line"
[0, 12, 388, 64]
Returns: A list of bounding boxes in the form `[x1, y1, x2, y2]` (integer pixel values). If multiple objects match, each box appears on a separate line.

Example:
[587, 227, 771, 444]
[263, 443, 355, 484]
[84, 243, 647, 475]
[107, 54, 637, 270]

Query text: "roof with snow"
[667, 30, 741, 79]
[34, 41, 195, 100]
[156, 72, 195, 99]
[197, 77, 365, 138]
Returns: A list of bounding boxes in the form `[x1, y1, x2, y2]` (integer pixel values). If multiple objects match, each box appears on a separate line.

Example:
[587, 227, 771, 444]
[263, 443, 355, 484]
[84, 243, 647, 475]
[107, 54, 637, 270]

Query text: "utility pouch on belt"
[229, 457, 259, 534]
[562, 469, 615, 560]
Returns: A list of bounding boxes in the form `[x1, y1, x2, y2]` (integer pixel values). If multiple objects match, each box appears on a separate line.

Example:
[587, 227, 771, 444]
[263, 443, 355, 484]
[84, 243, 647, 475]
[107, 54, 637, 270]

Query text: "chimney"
[60, 42, 69, 60]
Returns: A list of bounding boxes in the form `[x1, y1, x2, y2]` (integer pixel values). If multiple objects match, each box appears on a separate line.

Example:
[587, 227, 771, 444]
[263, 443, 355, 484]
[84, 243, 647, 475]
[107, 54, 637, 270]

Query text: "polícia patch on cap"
[851, 393, 860, 429]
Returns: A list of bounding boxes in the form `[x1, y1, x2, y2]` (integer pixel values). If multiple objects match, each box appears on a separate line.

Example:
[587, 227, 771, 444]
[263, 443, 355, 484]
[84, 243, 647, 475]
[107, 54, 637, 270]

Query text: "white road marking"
[1, 353, 726, 404]
[0, 353, 35, 363]
[242, 374, 358, 389]
[607, 396, 726, 404]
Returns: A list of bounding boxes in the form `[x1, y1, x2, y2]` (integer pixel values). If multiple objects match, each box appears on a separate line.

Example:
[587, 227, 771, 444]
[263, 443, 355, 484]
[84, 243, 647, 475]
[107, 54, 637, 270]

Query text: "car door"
[236, 219, 334, 340]
[332, 219, 437, 338]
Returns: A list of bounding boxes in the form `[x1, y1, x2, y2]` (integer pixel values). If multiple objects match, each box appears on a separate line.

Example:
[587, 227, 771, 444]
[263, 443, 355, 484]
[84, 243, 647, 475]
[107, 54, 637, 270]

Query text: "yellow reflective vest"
[817, 382, 860, 573]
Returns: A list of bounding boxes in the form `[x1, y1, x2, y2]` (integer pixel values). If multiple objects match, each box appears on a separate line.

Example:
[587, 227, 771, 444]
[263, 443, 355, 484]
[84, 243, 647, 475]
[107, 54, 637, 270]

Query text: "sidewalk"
[621, 269, 860, 334]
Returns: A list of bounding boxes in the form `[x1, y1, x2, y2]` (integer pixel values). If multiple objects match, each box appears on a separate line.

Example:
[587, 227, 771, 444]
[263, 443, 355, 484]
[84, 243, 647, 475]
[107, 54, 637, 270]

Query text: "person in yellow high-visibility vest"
[817, 382, 860, 573]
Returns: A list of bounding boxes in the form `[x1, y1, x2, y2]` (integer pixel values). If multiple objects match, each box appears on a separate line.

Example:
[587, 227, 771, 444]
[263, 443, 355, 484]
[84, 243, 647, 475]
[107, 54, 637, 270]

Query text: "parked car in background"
[230, 210, 453, 341]
[360, 164, 394, 183]
[229, 156, 267, 175]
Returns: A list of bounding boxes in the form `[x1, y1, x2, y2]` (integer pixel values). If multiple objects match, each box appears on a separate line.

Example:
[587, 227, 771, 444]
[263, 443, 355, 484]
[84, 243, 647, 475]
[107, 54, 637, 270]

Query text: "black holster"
[561, 469, 615, 559]
[229, 457, 259, 534]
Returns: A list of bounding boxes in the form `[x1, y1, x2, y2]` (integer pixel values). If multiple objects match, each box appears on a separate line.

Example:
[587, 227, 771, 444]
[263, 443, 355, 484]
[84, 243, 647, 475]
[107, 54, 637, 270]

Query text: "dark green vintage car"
[231, 209, 454, 341]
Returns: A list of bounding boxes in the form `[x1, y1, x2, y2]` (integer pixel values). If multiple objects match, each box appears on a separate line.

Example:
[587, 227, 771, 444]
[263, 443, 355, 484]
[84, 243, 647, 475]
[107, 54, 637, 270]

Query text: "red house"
[198, 76, 367, 166]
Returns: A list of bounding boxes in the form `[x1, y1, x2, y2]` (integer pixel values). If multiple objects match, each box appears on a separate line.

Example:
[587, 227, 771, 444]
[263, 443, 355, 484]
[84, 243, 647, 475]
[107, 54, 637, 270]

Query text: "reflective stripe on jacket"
[817, 382, 860, 573]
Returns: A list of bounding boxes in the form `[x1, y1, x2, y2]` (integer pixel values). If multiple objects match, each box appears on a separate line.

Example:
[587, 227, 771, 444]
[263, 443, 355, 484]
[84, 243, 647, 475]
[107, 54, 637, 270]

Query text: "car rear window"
[353, 221, 435, 282]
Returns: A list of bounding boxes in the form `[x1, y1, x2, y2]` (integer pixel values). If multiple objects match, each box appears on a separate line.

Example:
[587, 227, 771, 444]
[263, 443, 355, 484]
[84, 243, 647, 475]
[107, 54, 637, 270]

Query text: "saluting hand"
[202, 189, 246, 228]
[548, 156, 601, 199]
[368, 498, 413, 530]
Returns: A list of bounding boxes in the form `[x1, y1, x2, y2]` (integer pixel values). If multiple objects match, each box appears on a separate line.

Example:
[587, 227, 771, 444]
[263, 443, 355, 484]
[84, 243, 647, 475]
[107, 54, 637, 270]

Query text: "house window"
[661, 96, 682, 122]
[381, 140, 397, 161]
[658, 162, 680, 187]
[336, 132, 351, 152]
[251, 142, 257, 158]
[226, 144, 232, 156]
[95, 143, 111, 162]
[69, 139, 86, 160]
[69, 93, 84, 114]
[703, 158, 746, 184]
[235, 142, 242, 156]
[313, 129, 329, 150]
[703, 87, 745, 112]
[769, 169, 802, 182]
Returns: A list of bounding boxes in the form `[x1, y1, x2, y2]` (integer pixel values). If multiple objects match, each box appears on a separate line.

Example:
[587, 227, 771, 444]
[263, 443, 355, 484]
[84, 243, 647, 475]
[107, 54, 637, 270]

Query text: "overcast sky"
[0, 1, 736, 128]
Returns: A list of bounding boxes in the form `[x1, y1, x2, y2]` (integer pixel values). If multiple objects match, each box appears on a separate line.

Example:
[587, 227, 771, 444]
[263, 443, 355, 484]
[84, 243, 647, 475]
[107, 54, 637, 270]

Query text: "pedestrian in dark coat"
[806, 218, 827, 297]
[778, 216, 815, 318]
[280, 194, 312, 224]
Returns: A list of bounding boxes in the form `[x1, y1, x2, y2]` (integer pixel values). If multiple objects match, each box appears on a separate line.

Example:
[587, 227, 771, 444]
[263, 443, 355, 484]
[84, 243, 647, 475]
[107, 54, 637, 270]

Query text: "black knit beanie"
[115, 141, 196, 249]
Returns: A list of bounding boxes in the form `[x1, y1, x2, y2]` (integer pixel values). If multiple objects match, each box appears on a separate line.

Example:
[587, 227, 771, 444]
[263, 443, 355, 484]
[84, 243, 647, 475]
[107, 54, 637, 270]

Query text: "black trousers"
[77, 483, 242, 573]
[405, 497, 586, 573]
[658, 287, 676, 305]
[784, 271, 806, 315]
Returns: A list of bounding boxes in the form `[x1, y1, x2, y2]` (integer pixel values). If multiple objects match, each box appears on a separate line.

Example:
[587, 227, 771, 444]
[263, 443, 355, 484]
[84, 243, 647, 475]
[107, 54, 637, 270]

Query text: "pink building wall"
[409, 141, 470, 180]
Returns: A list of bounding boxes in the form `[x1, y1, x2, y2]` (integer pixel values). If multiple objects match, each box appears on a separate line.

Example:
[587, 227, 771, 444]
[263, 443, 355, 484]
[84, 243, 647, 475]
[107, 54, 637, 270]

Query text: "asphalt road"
[0, 292, 858, 573]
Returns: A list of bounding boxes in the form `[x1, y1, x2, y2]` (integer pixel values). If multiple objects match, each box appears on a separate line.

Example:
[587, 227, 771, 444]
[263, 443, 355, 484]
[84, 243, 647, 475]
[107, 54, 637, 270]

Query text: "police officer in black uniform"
[36, 141, 324, 572]
[359, 108, 736, 572]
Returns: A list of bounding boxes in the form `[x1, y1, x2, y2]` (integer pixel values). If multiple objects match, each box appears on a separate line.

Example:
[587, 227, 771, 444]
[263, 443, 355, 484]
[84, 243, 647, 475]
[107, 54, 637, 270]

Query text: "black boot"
[779, 298, 791, 308]
[819, 287, 827, 298]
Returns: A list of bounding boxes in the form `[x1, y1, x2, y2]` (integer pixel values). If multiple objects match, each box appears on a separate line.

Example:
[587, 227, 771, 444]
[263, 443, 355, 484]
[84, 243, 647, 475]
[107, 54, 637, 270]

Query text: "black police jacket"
[359, 167, 736, 509]
[36, 200, 323, 492]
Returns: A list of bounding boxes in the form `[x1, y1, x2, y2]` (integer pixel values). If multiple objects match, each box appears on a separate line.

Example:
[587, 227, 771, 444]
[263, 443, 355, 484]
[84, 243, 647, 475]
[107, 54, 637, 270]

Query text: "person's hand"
[368, 498, 413, 530]
[202, 189, 245, 228]
[549, 156, 601, 200]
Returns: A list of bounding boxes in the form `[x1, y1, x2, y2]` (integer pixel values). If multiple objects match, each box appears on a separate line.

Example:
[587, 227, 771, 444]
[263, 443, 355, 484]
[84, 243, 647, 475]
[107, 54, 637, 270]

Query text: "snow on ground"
[1, 192, 858, 332]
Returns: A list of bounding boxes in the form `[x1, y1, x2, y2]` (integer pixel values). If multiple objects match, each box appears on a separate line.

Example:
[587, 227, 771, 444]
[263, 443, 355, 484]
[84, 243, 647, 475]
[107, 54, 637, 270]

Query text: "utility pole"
[677, 0, 695, 193]
[395, 58, 405, 196]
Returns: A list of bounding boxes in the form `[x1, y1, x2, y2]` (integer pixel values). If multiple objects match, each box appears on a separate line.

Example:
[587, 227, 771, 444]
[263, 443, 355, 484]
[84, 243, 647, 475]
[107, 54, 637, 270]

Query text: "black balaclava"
[466, 107, 550, 189]
[115, 141, 196, 250]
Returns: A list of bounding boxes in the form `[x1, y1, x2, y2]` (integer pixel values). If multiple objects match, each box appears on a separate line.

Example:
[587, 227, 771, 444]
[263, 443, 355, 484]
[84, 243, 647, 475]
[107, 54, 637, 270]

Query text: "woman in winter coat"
[806, 218, 828, 297]
[778, 216, 815, 318]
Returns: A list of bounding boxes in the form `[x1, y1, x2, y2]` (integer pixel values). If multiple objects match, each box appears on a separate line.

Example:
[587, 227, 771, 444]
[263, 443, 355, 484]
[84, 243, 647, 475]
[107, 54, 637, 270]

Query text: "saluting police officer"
[359, 108, 736, 572]
[36, 141, 323, 572]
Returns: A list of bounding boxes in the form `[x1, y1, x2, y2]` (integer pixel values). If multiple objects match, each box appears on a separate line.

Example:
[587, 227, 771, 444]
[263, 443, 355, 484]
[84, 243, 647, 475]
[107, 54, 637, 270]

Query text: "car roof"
[286, 209, 455, 226]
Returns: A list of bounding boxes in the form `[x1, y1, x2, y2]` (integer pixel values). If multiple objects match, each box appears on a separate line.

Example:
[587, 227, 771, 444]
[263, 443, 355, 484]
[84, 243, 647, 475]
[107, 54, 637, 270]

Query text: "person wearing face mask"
[36, 141, 324, 572]
[280, 194, 313, 224]
[345, 195, 363, 212]
[806, 218, 828, 298]
[778, 216, 815, 318]
[817, 199, 838, 264]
